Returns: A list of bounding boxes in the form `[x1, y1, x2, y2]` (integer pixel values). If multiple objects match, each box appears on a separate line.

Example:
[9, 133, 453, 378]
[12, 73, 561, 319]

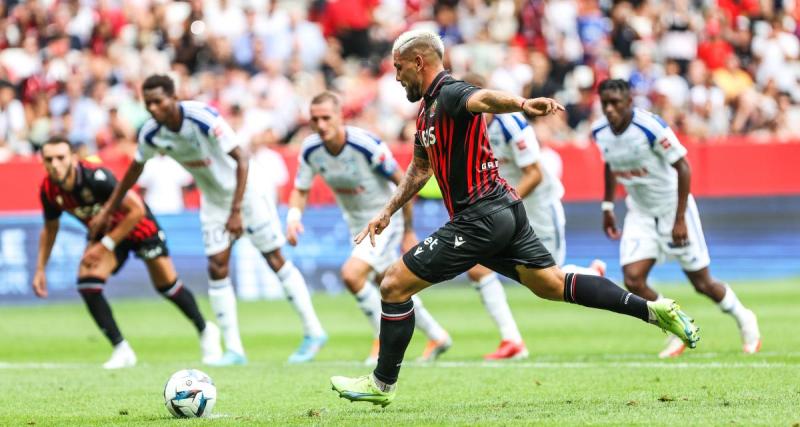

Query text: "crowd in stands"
[2, 0, 800, 164]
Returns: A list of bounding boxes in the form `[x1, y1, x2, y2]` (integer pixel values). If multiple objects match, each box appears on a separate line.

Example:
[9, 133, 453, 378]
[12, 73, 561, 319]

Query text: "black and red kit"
[403, 72, 555, 283]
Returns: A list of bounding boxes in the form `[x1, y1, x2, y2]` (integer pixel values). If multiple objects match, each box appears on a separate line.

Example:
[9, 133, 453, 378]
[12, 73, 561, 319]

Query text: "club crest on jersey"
[81, 188, 94, 203]
[55, 195, 63, 206]
[429, 100, 438, 118]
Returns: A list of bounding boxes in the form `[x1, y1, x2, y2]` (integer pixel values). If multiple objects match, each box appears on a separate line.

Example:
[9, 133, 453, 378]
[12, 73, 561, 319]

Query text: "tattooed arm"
[355, 144, 432, 246]
[466, 89, 564, 116]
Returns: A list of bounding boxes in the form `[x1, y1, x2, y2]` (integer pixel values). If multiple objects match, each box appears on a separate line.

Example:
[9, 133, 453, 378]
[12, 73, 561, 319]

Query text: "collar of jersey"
[424, 71, 449, 102]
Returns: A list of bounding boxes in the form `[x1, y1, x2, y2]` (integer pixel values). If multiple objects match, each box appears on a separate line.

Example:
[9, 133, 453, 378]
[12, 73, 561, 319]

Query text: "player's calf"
[157, 278, 207, 333]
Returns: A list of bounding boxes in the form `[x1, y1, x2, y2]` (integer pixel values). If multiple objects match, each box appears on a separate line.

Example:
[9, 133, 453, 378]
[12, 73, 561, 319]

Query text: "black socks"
[158, 279, 207, 333]
[373, 299, 416, 385]
[77, 277, 123, 346]
[564, 273, 649, 322]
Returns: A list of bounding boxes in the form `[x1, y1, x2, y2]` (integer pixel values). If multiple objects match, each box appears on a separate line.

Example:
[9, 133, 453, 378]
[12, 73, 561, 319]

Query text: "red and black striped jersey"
[415, 71, 519, 220]
[39, 161, 160, 242]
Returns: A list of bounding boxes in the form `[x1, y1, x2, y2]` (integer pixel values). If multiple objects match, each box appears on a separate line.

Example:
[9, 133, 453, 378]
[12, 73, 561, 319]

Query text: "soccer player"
[461, 73, 606, 360]
[33, 136, 221, 369]
[90, 75, 326, 365]
[286, 92, 452, 365]
[330, 30, 700, 406]
[593, 79, 761, 358]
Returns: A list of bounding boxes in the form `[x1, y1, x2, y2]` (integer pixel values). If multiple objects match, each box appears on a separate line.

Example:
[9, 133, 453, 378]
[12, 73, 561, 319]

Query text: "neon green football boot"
[330, 374, 395, 407]
[648, 299, 700, 348]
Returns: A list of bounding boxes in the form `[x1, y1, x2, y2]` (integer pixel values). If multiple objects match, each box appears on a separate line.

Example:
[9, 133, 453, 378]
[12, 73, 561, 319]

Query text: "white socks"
[562, 264, 600, 276]
[718, 284, 748, 325]
[473, 273, 523, 342]
[277, 261, 326, 338]
[355, 281, 382, 336]
[411, 294, 449, 341]
[208, 277, 245, 355]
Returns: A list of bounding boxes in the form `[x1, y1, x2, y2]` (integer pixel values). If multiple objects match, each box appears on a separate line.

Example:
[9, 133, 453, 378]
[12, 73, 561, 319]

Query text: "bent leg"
[622, 259, 660, 301]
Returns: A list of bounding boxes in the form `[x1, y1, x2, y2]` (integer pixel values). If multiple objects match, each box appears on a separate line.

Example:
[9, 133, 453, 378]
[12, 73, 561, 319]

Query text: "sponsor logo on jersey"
[333, 186, 366, 195]
[182, 158, 212, 168]
[429, 100, 438, 118]
[612, 167, 649, 178]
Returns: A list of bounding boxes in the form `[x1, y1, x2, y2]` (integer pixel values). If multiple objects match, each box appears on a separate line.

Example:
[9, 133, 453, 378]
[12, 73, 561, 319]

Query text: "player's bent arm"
[466, 90, 564, 116]
[515, 163, 543, 199]
[35, 219, 60, 272]
[671, 157, 691, 221]
[286, 188, 308, 246]
[382, 146, 432, 217]
[104, 191, 146, 245]
[105, 161, 145, 212]
[389, 170, 415, 233]
[603, 163, 617, 204]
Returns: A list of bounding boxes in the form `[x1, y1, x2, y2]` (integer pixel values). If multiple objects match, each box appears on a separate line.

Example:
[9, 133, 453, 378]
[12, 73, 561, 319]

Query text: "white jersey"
[592, 108, 688, 217]
[486, 112, 564, 209]
[135, 101, 260, 206]
[295, 126, 399, 234]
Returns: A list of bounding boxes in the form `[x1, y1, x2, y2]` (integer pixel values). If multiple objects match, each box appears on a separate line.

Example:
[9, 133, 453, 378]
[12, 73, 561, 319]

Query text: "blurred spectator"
[0, 0, 796, 168]
[697, 20, 734, 71]
[0, 80, 29, 159]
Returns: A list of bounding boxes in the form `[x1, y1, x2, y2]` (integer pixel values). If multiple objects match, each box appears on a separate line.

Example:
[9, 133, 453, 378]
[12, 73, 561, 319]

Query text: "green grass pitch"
[1, 279, 798, 426]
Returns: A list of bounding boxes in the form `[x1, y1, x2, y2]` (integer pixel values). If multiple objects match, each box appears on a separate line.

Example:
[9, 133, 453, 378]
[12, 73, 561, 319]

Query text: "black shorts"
[111, 230, 169, 274]
[403, 202, 555, 284]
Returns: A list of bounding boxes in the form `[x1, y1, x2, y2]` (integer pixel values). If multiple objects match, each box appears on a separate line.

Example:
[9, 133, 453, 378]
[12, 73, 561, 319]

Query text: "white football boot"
[103, 340, 137, 369]
[200, 322, 223, 364]
[658, 334, 687, 359]
[738, 309, 762, 354]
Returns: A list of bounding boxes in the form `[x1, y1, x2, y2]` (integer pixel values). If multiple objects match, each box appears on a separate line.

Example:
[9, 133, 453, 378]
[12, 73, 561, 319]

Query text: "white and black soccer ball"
[163, 369, 217, 418]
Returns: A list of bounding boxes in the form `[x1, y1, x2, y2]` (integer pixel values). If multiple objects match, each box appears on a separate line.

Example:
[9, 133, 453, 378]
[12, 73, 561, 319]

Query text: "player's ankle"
[371, 374, 396, 393]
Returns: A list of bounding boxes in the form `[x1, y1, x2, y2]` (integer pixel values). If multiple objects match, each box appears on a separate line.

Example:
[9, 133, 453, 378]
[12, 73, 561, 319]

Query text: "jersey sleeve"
[652, 126, 688, 164]
[440, 81, 480, 118]
[294, 152, 315, 191]
[209, 115, 241, 154]
[371, 140, 398, 178]
[510, 126, 541, 169]
[39, 186, 62, 221]
[135, 126, 157, 163]
[88, 167, 119, 201]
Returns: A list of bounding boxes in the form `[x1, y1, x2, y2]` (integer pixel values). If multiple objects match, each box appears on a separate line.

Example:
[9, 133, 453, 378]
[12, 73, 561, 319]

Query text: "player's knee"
[690, 279, 714, 296]
[379, 267, 411, 303]
[340, 266, 364, 293]
[623, 274, 647, 294]
[263, 250, 285, 272]
[207, 259, 229, 280]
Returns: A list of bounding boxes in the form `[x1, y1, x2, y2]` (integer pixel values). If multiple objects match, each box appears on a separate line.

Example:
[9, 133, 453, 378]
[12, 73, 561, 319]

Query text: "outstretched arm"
[466, 89, 564, 116]
[354, 144, 432, 246]
[389, 169, 419, 251]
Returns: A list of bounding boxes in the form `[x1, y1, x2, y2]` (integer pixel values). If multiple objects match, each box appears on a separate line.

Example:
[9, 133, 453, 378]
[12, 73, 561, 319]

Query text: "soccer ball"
[163, 369, 217, 418]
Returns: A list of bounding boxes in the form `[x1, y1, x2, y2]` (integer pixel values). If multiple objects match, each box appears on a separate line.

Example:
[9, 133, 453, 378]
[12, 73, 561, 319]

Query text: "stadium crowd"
[1, 0, 800, 164]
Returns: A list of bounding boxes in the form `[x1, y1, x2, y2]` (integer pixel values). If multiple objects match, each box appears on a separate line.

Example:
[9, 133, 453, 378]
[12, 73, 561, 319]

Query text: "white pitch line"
[0, 362, 93, 369]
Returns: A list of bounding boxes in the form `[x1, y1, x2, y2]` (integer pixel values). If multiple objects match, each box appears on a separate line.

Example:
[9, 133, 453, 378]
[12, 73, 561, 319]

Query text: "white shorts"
[524, 200, 566, 266]
[620, 195, 710, 272]
[350, 217, 403, 274]
[200, 191, 286, 257]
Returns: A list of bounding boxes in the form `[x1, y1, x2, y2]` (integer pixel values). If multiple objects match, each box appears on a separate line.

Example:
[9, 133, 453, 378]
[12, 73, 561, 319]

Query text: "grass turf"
[0, 279, 798, 426]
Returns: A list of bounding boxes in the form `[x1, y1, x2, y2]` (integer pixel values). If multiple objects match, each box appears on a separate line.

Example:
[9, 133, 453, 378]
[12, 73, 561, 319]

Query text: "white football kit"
[487, 112, 567, 265]
[592, 108, 710, 272]
[295, 126, 402, 273]
[136, 101, 285, 256]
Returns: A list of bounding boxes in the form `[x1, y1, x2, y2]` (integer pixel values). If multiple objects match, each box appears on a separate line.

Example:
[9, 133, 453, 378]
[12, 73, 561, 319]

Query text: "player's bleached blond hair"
[392, 29, 445, 60]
